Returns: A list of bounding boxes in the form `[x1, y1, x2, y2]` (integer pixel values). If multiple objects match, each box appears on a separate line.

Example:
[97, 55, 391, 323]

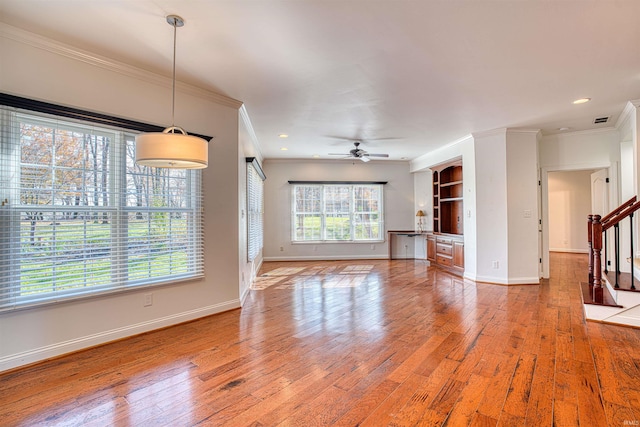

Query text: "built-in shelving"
[432, 162, 462, 235]
[428, 160, 464, 275]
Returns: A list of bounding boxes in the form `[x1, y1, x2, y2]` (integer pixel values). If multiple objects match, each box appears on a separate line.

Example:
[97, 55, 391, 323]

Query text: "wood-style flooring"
[1, 253, 640, 426]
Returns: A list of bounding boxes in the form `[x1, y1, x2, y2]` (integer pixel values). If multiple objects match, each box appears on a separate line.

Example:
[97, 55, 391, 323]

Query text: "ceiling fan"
[328, 141, 389, 162]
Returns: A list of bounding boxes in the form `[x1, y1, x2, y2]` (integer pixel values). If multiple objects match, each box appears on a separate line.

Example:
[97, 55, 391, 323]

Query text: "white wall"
[548, 170, 593, 253]
[621, 141, 634, 201]
[414, 170, 431, 231]
[263, 159, 414, 260]
[505, 130, 540, 283]
[0, 25, 244, 371]
[414, 170, 431, 259]
[473, 130, 509, 284]
[539, 129, 620, 171]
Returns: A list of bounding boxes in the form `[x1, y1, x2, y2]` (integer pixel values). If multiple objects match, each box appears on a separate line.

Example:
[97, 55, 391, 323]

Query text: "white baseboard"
[471, 274, 540, 285]
[549, 248, 589, 254]
[0, 299, 240, 373]
[263, 255, 389, 261]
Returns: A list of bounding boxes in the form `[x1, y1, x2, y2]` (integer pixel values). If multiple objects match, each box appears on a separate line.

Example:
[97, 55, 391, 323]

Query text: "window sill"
[291, 240, 385, 245]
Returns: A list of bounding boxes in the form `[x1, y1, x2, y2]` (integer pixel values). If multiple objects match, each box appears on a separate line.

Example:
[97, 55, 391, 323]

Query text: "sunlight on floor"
[253, 265, 374, 290]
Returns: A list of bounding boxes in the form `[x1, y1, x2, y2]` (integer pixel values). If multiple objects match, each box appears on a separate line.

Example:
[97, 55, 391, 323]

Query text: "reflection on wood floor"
[2, 253, 640, 426]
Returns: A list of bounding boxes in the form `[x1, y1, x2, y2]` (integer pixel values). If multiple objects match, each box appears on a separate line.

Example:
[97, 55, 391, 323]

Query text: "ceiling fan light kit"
[135, 15, 209, 169]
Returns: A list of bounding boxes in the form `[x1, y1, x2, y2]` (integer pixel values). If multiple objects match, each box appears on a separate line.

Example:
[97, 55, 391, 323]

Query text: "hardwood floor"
[2, 253, 640, 426]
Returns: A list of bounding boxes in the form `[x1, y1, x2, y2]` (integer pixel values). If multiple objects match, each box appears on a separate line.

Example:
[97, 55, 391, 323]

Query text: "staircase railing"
[588, 196, 640, 300]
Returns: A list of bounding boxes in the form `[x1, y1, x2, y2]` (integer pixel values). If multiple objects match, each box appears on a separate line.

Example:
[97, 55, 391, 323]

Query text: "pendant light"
[135, 15, 209, 169]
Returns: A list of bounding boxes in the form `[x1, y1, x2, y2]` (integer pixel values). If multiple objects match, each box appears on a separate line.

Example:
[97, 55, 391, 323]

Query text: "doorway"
[547, 170, 597, 254]
[541, 165, 612, 279]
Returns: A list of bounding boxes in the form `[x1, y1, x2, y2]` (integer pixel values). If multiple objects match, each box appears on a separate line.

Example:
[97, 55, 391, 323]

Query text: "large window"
[0, 106, 203, 311]
[292, 184, 383, 242]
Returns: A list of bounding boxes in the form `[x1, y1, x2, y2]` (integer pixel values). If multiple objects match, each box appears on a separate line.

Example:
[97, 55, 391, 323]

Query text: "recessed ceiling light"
[280, 147, 288, 151]
[279, 134, 288, 138]
[573, 98, 591, 104]
[558, 127, 571, 131]
[312, 154, 320, 158]
[401, 157, 408, 160]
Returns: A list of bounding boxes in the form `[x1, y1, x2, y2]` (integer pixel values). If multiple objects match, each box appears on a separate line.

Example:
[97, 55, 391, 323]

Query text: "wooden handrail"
[601, 196, 637, 225]
[589, 196, 639, 295]
[602, 200, 640, 231]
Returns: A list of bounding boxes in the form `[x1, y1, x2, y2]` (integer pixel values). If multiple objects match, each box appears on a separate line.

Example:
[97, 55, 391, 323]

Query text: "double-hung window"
[0, 105, 203, 311]
[292, 183, 383, 242]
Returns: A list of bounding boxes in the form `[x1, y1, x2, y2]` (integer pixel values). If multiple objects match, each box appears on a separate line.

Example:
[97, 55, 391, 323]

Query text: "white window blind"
[292, 183, 383, 242]
[0, 106, 203, 311]
[247, 159, 264, 261]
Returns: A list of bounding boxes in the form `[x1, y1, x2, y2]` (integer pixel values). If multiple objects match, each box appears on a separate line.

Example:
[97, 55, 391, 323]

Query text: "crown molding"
[239, 104, 263, 160]
[472, 128, 506, 139]
[409, 134, 472, 172]
[505, 128, 541, 135]
[544, 126, 618, 138]
[0, 23, 243, 110]
[615, 99, 640, 130]
[442, 133, 474, 147]
[473, 127, 542, 140]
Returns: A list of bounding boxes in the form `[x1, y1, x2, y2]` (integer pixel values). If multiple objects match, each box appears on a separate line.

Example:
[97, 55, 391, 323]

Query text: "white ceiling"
[2, 1, 640, 161]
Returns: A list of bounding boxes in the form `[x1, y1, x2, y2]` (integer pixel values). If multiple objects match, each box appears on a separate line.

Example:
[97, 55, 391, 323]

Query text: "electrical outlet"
[279, 246, 284, 252]
[492, 261, 499, 269]
[144, 293, 153, 307]
[371, 244, 375, 250]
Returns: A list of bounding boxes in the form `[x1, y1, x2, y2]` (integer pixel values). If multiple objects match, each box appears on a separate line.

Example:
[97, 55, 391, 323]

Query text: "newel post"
[588, 214, 594, 285]
[592, 215, 603, 302]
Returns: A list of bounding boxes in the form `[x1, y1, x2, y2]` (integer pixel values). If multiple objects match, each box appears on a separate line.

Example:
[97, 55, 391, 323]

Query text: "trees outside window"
[292, 184, 383, 242]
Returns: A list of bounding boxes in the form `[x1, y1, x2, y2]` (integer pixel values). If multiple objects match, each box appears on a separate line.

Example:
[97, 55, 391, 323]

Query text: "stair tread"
[580, 282, 623, 307]
[604, 271, 640, 292]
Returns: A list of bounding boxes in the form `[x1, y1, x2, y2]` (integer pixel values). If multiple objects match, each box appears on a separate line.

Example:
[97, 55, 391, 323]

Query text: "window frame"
[291, 183, 384, 243]
[0, 95, 209, 312]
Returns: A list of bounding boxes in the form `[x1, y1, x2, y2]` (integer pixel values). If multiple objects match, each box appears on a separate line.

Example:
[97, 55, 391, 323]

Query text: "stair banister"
[601, 196, 637, 225]
[587, 215, 593, 285]
[589, 197, 640, 295]
[598, 196, 634, 277]
[631, 212, 636, 290]
[602, 199, 640, 231]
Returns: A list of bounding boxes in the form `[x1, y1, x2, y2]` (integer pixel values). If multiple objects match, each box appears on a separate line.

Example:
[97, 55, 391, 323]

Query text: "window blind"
[0, 106, 204, 311]
[246, 159, 265, 261]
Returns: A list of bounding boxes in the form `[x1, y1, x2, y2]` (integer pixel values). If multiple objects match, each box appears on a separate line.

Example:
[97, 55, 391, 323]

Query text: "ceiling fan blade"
[360, 156, 371, 162]
[363, 137, 401, 141]
[366, 153, 389, 158]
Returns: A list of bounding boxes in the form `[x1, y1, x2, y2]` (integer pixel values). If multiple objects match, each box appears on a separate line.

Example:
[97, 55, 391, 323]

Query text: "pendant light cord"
[171, 19, 177, 129]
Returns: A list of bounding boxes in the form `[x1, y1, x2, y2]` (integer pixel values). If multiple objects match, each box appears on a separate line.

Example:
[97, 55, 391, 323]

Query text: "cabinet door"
[453, 241, 464, 269]
[427, 235, 436, 262]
